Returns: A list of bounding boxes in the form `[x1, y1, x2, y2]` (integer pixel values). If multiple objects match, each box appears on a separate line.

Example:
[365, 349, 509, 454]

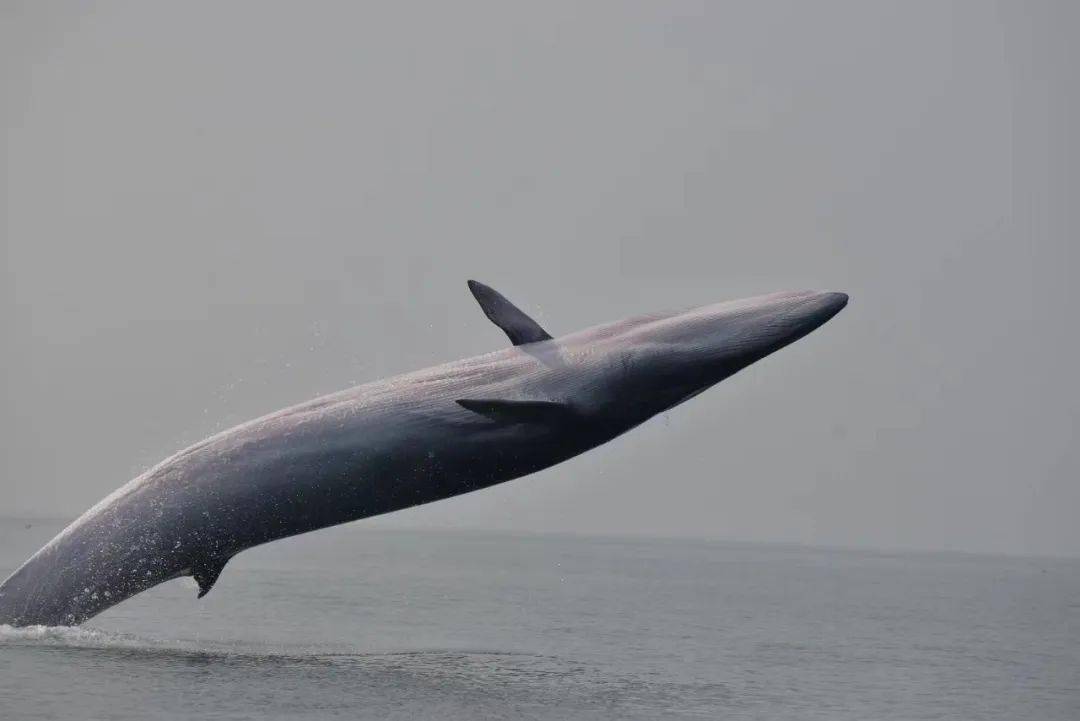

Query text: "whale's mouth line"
[723, 293, 846, 356]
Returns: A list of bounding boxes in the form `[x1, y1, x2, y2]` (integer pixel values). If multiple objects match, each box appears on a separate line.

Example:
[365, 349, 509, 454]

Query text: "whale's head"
[459, 282, 847, 435]
[576, 290, 848, 426]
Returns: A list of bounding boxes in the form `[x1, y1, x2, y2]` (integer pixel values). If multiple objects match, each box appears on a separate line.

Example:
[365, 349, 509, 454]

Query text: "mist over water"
[2, 518, 1076, 720]
[3, 0, 1079, 559]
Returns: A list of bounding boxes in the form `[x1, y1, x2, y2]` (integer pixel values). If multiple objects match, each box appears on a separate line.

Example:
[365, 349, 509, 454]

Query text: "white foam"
[0, 623, 168, 649]
[0, 622, 342, 659]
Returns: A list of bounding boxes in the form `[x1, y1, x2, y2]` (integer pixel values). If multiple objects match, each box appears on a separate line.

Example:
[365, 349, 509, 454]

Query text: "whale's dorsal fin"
[192, 555, 228, 599]
[468, 280, 552, 346]
[456, 398, 575, 424]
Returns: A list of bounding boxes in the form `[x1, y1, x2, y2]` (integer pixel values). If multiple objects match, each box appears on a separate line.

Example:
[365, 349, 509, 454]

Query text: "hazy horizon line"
[3, 515, 1076, 563]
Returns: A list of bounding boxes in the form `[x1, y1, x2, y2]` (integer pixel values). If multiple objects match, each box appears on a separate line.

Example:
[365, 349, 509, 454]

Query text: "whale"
[0, 282, 848, 626]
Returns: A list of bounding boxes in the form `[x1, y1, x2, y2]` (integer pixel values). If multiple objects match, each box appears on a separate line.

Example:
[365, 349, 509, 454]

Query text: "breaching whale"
[0, 282, 847, 626]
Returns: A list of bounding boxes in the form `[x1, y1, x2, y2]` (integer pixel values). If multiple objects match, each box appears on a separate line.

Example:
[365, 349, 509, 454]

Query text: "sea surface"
[1, 517, 1077, 720]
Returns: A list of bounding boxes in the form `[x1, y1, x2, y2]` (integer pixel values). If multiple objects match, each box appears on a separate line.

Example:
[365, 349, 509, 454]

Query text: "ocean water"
[1, 518, 1077, 720]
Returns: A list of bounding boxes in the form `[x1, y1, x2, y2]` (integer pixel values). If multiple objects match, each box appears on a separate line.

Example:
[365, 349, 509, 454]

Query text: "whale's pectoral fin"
[456, 398, 576, 425]
[192, 555, 229, 599]
[467, 280, 552, 346]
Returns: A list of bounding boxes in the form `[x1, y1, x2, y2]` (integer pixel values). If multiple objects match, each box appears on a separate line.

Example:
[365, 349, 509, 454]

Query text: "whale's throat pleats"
[192, 555, 229, 598]
[467, 280, 552, 346]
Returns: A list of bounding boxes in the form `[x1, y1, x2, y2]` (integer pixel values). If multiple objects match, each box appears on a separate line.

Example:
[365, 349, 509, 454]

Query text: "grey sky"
[2, 1, 1077, 557]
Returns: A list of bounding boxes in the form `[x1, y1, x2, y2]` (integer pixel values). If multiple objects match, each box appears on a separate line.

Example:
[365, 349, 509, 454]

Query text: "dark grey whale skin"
[0, 288, 847, 626]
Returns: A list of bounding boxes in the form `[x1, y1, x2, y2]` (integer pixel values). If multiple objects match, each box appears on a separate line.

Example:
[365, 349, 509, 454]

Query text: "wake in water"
[0, 623, 196, 652]
[0, 623, 584, 672]
[0, 623, 329, 660]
